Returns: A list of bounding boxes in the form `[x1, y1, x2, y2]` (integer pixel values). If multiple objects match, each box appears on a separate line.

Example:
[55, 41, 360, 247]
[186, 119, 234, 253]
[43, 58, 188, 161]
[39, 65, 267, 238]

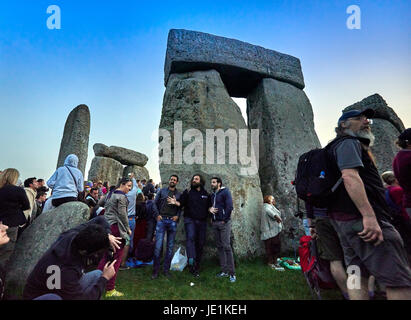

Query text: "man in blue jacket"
[151, 175, 182, 279]
[209, 177, 236, 282]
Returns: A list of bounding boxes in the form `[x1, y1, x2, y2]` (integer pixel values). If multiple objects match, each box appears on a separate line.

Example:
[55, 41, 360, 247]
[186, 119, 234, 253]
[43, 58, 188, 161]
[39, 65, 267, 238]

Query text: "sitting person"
[23, 216, 122, 300]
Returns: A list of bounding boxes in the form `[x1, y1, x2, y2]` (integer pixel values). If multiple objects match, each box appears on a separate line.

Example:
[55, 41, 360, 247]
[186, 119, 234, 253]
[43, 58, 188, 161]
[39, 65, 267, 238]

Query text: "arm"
[341, 168, 383, 245]
[224, 190, 234, 222]
[18, 188, 31, 211]
[118, 196, 130, 234]
[77, 173, 84, 193]
[152, 190, 161, 220]
[47, 170, 58, 189]
[265, 206, 282, 223]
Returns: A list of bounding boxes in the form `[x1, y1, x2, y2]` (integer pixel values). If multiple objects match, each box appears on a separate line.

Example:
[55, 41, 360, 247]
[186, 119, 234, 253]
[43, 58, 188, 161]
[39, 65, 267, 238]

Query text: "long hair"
[0, 168, 20, 189]
[136, 192, 145, 205]
[191, 174, 205, 187]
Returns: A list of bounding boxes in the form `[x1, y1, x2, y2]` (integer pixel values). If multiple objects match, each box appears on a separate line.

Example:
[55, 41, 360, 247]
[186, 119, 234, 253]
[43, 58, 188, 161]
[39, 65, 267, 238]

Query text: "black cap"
[338, 108, 375, 123]
[398, 128, 411, 141]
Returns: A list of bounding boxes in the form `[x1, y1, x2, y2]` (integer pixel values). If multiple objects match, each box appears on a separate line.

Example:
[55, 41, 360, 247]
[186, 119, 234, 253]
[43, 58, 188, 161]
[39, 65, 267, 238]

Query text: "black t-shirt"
[160, 189, 178, 217]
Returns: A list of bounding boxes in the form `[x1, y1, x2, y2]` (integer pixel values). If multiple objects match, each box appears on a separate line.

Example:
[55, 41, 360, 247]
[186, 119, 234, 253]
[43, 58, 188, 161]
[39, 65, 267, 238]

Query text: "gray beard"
[344, 128, 375, 147]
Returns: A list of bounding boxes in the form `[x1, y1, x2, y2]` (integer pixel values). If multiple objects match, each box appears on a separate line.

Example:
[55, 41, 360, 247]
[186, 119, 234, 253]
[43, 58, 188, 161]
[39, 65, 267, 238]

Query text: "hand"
[172, 216, 178, 222]
[0, 228, 9, 246]
[108, 234, 122, 253]
[102, 259, 117, 280]
[157, 215, 163, 222]
[209, 207, 218, 214]
[129, 172, 135, 179]
[128, 228, 132, 236]
[167, 196, 177, 205]
[359, 216, 384, 246]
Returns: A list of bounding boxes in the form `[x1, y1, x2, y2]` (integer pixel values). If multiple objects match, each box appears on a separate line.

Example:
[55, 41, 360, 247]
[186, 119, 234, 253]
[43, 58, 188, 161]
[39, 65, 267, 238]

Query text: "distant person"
[393, 128, 411, 220]
[85, 187, 99, 219]
[23, 177, 38, 223]
[34, 191, 47, 219]
[47, 154, 84, 207]
[209, 177, 236, 283]
[179, 174, 210, 277]
[0, 222, 10, 300]
[151, 175, 182, 279]
[97, 178, 132, 298]
[0, 169, 30, 279]
[261, 195, 284, 271]
[143, 179, 155, 197]
[23, 216, 121, 300]
[145, 193, 156, 241]
[36, 179, 49, 194]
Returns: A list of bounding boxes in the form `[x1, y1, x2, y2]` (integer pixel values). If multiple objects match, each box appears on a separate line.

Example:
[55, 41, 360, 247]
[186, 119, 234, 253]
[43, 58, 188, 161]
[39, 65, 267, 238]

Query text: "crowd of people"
[0, 109, 411, 300]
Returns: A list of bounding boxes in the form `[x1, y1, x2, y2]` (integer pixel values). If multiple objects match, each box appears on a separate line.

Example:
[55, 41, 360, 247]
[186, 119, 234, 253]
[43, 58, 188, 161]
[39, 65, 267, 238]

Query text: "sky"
[0, 0, 410, 184]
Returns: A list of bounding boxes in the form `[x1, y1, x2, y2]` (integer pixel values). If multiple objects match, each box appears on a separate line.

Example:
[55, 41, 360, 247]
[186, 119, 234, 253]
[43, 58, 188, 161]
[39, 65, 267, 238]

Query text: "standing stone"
[165, 29, 305, 97]
[88, 156, 124, 186]
[123, 165, 150, 181]
[247, 78, 321, 250]
[343, 94, 405, 174]
[6, 202, 89, 295]
[57, 104, 90, 176]
[93, 143, 148, 166]
[160, 69, 264, 258]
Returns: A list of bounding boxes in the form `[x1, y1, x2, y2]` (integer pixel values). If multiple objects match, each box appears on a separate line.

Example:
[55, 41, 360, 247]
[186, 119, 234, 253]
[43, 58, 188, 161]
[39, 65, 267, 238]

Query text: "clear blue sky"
[1, 0, 410, 184]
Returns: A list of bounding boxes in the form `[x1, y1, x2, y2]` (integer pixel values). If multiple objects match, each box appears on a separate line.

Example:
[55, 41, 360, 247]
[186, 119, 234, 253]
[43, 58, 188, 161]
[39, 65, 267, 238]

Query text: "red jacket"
[393, 150, 411, 208]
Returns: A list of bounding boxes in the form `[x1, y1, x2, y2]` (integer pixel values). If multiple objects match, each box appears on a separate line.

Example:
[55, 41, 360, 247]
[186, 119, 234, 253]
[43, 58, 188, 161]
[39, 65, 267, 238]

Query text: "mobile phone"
[351, 220, 364, 233]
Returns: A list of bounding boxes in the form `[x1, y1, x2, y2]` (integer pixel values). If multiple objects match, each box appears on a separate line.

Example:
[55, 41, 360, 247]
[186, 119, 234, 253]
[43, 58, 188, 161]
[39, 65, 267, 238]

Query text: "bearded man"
[179, 174, 211, 277]
[327, 108, 411, 300]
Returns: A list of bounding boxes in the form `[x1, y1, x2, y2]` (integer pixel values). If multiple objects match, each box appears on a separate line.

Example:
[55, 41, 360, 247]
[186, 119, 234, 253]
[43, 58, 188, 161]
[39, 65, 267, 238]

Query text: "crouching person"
[23, 216, 122, 300]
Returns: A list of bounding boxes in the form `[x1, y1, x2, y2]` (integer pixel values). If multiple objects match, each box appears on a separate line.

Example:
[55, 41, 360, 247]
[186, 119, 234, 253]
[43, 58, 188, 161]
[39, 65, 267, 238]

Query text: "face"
[90, 190, 98, 199]
[270, 196, 275, 205]
[345, 115, 371, 134]
[169, 176, 178, 187]
[30, 179, 39, 190]
[122, 181, 132, 193]
[191, 175, 201, 188]
[210, 179, 219, 190]
[38, 180, 45, 187]
[39, 194, 47, 202]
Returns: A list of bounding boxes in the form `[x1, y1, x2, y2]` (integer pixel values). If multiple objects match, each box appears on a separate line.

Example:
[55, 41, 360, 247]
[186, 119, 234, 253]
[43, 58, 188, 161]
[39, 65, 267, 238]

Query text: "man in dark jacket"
[179, 174, 210, 277]
[209, 177, 236, 283]
[151, 175, 181, 279]
[143, 179, 155, 197]
[23, 216, 121, 300]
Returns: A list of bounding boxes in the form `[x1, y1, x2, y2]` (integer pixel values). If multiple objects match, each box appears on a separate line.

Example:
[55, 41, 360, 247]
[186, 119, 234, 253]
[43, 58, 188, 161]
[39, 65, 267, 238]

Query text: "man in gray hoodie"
[47, 154, 84, 207]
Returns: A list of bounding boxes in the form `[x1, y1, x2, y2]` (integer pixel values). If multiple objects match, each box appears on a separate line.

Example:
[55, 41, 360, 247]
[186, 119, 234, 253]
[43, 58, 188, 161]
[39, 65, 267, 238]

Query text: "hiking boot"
[151, 273, 159, 280]
[105, 289, 124, 297]
[229, 274, 236, 283]
[216, 271, 229, 278]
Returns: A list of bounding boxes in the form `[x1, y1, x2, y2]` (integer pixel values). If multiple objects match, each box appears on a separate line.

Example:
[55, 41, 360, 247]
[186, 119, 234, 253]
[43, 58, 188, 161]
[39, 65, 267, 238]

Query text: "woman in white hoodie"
[261, 195, 283, 270]
[47, 154, 84, 207]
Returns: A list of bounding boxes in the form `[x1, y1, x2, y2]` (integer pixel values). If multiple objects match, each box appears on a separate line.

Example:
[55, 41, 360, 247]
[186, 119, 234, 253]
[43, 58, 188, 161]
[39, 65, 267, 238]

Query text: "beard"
[344, 128, 375, 147]
[191, 182, 200, 188]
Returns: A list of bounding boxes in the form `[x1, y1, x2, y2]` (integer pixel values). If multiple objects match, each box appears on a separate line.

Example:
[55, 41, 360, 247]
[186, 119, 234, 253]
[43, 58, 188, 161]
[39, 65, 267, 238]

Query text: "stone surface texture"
[93, 143, 148, 167]
[88, 156, 124, 186]
[123, 165, 150, 181]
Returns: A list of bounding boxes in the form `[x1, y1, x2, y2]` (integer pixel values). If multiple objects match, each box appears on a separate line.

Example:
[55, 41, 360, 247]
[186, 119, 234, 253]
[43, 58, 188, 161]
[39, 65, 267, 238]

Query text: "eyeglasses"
[349, 116, 373, 124]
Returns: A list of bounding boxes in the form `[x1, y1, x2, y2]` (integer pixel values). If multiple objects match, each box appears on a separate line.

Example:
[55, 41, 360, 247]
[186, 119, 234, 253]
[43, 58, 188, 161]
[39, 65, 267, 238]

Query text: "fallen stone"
[6, 202, 90, 295]
[93, 143, 148, 166]
[165, 29, 305, 97]
[88, 156, 124, 186]
[56, 104, 90, 176]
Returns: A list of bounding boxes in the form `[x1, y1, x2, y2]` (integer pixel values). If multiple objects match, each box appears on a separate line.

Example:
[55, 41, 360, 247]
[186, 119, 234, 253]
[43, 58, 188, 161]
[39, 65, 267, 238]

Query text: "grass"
[105, 257, 343, 300]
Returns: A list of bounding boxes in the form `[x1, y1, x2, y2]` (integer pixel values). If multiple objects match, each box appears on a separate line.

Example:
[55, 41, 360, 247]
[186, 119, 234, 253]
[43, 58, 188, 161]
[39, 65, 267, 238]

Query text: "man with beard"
[179, 174, 210, 277]
[327, 108, 411, 300]
[151, 175, 182, 279]
[209, 177, 236, 283]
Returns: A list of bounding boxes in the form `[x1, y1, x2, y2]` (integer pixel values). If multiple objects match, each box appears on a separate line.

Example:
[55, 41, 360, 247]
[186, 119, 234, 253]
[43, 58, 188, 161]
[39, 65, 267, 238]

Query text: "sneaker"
[105, 289, 124, 297]
[229, 274, 236, 283]
[193, 270, 200, 278]
[216, 271, 229, 278]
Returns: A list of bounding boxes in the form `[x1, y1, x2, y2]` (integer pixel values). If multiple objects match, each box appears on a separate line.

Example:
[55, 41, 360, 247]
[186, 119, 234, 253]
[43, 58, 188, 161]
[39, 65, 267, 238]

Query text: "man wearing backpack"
[328, 108, 411, 299]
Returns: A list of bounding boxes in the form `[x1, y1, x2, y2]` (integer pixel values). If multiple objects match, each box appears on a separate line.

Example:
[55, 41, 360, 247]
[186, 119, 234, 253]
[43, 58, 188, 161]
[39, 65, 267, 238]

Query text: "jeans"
[153, 218, 177, 274]
[128, 215, 136, 250]
[212, 220, 235, 275]
[184, 216, 207, 269]
[302, 218, 310, 236]
[33, 270, 103, 300]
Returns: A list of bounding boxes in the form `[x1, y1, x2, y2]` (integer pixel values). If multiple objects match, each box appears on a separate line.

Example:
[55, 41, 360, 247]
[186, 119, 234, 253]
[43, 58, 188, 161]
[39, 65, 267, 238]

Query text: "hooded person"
[47, 154, 84, 208]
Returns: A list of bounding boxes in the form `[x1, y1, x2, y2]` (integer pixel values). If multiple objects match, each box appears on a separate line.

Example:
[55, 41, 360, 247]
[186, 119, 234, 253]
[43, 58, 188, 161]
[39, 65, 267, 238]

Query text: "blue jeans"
[128, 215, 136, 250]
[33, 270, 103, 300]
[184, 216, 207, 269]
[303, 218, 310, 236]
[153, 218, 177, 274]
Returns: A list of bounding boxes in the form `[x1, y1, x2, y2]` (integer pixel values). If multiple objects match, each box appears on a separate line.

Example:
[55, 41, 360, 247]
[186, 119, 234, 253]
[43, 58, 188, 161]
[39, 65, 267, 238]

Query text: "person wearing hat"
[325, 108, 411, 300]
[393, 128, 411, 220]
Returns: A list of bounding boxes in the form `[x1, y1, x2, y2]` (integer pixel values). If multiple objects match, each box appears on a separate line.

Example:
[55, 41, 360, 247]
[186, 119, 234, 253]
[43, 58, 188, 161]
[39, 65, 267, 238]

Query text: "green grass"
[105, 257, 343, 300]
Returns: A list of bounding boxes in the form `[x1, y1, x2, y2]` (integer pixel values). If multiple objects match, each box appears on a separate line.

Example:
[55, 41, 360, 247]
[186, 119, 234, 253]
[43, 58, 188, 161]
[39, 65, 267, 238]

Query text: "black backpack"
[293, 136, 356, 208]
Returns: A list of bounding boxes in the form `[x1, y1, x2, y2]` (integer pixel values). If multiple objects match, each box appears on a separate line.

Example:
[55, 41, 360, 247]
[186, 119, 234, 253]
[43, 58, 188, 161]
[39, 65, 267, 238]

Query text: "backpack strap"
[65, 166, 78, 190]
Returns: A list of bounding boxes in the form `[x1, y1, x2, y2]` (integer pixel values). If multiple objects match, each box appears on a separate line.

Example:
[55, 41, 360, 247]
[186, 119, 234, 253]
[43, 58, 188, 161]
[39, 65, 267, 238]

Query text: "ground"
[105, 257, 343, 300]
